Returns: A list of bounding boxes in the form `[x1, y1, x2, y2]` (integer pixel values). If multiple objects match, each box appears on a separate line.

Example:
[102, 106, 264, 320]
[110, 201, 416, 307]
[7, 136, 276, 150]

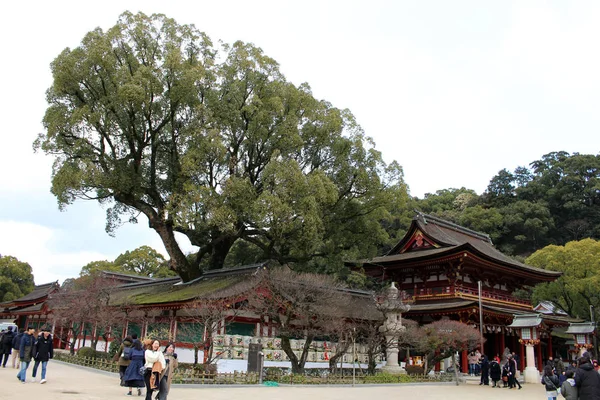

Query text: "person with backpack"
[1, 326, 15, 367]
[113, 336, 134, 388]
[11, 328, 24, 369]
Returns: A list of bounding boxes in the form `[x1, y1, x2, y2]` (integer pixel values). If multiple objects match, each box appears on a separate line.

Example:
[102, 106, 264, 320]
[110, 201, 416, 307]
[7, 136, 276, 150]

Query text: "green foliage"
[80, 260, 119, 277]
[114, 246, 175, 278]
[77, 347, 100, 358]
[37, 11, 407, 281]
[108, 337, 122, 359]
[0, 255, 35, 302]
[80, 246, 176, 278]
[528, 239, 600, 319]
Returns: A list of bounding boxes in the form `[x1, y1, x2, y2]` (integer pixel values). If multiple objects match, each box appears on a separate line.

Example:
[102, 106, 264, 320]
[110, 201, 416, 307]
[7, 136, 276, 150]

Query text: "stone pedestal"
[524, 344, 540, 383]
[381, 335, 405, 374]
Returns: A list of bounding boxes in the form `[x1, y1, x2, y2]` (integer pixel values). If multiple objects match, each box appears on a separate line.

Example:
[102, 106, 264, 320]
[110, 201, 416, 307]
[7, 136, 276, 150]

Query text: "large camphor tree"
[36, 12, 406, 282]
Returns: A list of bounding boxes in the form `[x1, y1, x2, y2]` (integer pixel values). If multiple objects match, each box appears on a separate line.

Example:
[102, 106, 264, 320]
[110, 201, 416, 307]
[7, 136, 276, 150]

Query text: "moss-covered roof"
[108, 274, 257, 306]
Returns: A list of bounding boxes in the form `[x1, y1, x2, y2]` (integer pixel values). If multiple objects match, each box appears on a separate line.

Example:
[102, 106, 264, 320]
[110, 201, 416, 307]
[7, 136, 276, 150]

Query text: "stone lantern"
[377, 282, 410, 374]
[565, 322, 595, 357]
[508, 313, 542, 383]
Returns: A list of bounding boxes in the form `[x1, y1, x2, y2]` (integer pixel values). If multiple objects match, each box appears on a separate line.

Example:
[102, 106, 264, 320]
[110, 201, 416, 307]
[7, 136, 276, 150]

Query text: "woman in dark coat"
[574, 352, 600, 400]
[479, 355, 489, 386]
[489, 359, 501, 387]
[501, 362, 510, 388]
[123, 339, 145, 396]
[1, 326, 15, 367]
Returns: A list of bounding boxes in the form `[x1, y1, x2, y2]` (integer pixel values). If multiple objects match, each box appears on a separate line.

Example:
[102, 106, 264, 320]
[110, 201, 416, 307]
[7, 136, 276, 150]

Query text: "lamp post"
[566, 322, 596, 358]
[508, 314, 541, 383]
[352, 327, 356, 387]
[377, 282, 410, 375]
[591, 305, 597, 359]
[478, 281, 484, 354]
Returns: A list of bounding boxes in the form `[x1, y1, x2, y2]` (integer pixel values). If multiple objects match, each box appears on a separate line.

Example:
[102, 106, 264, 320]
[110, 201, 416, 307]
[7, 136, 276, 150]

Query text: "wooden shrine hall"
[354, 212, 576, 372]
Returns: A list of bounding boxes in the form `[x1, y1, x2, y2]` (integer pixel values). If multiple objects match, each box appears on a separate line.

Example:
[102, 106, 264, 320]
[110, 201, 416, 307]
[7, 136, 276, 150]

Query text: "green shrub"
[77, 347, 97, 358]
[77, 346, 110, 359]
[177, 362, 218, 374]
[108, 338, 121, 359]
[363, 373, 414, 383]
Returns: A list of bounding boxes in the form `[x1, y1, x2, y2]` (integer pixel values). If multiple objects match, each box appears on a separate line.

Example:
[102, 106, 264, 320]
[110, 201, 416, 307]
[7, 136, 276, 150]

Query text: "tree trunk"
[153, 222, 197, 281]
[281, 336, 300, 372]
[207, 233, 238, 270]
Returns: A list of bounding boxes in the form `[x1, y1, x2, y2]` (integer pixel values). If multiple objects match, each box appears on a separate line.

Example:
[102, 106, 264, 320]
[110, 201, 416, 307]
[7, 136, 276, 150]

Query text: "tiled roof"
[565, 322, 595, 334]
[361, 212, 561, 279]
[108, 264, 268, 306]
[11, 282, 59, 304]
[507, 313, 543, 328]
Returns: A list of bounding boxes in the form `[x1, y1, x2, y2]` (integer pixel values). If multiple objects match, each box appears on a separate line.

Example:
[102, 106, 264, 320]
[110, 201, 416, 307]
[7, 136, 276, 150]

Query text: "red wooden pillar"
[537, 342, 543, 371]
[500, 331, 505, 354]
[435, 350, 441, 372]
[511, 334, 517, 353]
[520, 342, 525, 371]
[496, 332, 501, 358]
[547, 333, 553, 359]
[461, 350, 468, 374]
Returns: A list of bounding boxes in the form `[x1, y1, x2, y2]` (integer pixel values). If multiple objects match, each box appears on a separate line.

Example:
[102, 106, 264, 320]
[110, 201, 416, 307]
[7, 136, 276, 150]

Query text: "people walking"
[1, 326, 15, 367]
[16, 326, 35, 383]
[490, 358, 501, 387]
[114, 335, 134, 389]
[541, 365, 560, 400]
[11, 328, 24, 369]
[156, 343, 178, 400]
[31, 327, 53, 383]
[508, 354, 522, 389]
[574, 352, 600, 400]
[123, 338, 146, 396]
[143, 339, 166, 400]
[501, 362, 510, 388]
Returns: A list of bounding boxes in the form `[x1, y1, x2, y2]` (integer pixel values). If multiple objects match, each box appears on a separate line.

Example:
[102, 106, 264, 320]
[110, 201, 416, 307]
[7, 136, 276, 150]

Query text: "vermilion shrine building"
[355, 212, 576, 372]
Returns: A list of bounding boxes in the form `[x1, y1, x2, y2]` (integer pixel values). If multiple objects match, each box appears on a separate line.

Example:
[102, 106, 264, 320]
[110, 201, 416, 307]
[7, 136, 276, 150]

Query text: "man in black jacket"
[575, 352, 600, 400]
[31, 327, 53, 384]
[1, 326, 15, 367]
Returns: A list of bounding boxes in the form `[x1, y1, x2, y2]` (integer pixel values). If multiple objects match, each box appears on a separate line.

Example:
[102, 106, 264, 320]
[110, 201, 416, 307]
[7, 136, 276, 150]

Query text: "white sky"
[1, 1, 600, 284]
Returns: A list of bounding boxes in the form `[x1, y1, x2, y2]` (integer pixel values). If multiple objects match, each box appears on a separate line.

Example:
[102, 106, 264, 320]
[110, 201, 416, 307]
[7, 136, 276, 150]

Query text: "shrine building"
[353, 212, 577, 372]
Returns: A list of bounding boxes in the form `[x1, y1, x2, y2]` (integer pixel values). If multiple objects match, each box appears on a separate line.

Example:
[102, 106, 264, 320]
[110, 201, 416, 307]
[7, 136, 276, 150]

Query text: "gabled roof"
[534, 301, 568, 316]
[565, 322, 595, 334]
[508, 313, 543, 328]
[1, 282, 59, 306]
[360, 212, 561, 280]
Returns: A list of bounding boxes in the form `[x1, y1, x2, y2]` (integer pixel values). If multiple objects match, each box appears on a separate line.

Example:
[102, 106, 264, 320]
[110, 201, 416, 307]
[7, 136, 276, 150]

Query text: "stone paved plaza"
[0, 361, 544, 400]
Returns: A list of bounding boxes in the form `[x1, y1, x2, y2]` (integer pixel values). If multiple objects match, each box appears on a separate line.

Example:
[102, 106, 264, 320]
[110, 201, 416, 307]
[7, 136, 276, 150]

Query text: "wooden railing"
[407, 285, 530, 307]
